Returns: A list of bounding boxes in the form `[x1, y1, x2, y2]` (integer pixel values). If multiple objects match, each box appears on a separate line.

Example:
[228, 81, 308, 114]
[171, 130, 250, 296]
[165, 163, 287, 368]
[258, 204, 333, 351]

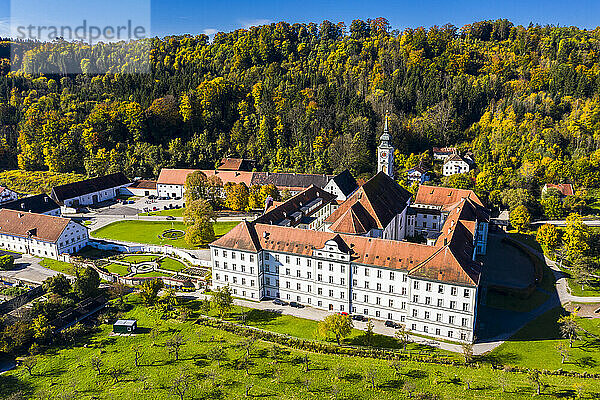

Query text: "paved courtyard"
[0, 251, 62, 285]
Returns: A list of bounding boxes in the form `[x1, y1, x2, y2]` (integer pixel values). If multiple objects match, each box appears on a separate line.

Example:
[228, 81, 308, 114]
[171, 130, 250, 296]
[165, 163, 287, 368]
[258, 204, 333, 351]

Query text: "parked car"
[166, 216, 175, 220]
[272, 299, 288, 306]
[174, 196, 182, 200]
[289, 302, 304, 308]
[148, 195, 157, 200]
[384, 320, 398, 328]
[352, 315, 367, 322]
[339, 311, 349, 316]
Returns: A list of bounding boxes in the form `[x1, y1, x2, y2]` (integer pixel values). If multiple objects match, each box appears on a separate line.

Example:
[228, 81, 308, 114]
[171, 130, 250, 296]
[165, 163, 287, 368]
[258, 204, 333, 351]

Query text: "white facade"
[0, 220, 89, 259]
[0, 188, 18, 204]
[157, 183, 184, 198]
[211, 238, 477, 343]
[377, 117, 394, 178]
[442, 159, 470, 176]
[63, 186, 129, 207]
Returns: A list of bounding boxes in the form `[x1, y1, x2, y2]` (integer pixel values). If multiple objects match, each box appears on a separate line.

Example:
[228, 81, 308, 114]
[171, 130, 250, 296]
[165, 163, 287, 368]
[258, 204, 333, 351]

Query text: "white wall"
[64, 185, 130, 207]
[157, 184, 184, 198]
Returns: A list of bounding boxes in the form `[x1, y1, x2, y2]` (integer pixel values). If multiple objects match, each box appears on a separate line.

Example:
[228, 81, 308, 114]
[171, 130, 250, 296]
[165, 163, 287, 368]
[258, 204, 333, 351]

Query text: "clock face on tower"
[380, 151, 387, 159]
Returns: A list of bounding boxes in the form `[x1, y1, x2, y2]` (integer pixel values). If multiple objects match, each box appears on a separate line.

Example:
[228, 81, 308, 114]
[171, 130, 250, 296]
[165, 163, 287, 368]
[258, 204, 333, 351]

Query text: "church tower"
[377, 112, 394, 178]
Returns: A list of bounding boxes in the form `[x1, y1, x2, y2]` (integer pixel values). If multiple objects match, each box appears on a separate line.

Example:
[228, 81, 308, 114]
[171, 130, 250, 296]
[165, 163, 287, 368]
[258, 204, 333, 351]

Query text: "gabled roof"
[51, 173, 130, 202]
[443, 154, 468, 164]
[433, 147, 457, 154]
[211, 220, 261, 252]
[218, 158, 255, 172]
[545, 183, 574, 197]
[200, 170, 254, 186]
[1, 194, 60, 214]
[254, 185, 336, 227]
[129, 180, 157, 190]
[329, 170, 359, 197]
[212, 221, 479, 286]
[157, 169, 200, 185]
[407, 166, 428, 174]
[0, 209, 72, 243]
[415, 185, 483, 209]
[325, 172, 412, 232]
[251, 172, 332, 191]
[328, 202, 373, 234]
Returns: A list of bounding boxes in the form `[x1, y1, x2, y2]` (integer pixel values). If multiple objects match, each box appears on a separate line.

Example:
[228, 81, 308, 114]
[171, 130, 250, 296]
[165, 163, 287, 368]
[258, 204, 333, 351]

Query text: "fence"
[0, 285, 44, 315]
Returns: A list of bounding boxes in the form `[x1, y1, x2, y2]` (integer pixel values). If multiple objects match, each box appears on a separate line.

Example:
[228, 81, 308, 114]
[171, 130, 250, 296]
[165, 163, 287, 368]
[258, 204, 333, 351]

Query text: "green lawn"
[103, 263, 131, 276]
[139, 208, 185, 217]
[6, 297, 600, 400]
[91, 220, 238, 249]
[134, 271, 170, 278]
[120, 254, 159, 264]
[561, 267, 600, 297]
[38, 258, 75, 275]
[488, 306, 600, 373]
[158, 257, 186, 272]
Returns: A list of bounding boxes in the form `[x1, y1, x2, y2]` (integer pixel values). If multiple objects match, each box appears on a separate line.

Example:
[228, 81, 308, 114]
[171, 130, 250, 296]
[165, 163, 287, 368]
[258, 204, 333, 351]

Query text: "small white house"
[0, 187, 18, 205]
[121, 180, 157, 197]
[442, 154, 471, 176]
[0, 209, 89, 259]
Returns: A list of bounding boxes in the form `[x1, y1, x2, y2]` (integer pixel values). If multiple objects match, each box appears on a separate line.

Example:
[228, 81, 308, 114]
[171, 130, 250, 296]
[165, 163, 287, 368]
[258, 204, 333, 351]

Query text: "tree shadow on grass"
[403, 369, 428, 379]
[379, 379, 404, 389]
[475, 351, 521, 365]
[341, 372, 362, 382]
[0, 375, 32, 399]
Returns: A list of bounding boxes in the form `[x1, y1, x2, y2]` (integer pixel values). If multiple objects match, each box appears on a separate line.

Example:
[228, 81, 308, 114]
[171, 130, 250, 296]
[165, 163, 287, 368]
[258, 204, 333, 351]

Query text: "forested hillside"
[0, 18, 600, 211]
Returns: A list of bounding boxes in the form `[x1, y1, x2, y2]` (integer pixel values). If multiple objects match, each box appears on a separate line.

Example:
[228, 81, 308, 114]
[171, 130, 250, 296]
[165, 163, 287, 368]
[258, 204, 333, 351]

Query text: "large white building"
[1, 194, 61, 217]
[0, 209, 89, 259]
[210, 115, 488, 343]
[211, 220, 481, 343]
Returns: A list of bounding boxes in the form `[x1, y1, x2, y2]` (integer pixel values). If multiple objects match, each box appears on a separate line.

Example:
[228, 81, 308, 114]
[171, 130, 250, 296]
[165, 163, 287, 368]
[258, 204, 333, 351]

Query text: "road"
[0, 252, 65, 285]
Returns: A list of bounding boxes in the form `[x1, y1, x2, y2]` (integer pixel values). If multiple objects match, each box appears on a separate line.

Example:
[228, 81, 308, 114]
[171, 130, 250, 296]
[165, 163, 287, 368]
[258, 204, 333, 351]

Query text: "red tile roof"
[130, 180, 157, 190]
[200, 170, 254, 186]
[218, 158, 255, 171]
[0, 209, 73, 243]
[212, 221, 480, 286]
[415, 185, 483, 209]
[157, 169, 201, 185]
[325, 172, 411, 232]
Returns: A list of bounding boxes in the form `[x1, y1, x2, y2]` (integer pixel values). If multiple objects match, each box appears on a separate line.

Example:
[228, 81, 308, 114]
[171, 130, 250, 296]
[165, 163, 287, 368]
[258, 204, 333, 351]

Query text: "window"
[448, 316, 455, 325]
[376, 297, 381, 305]
[401, 287, 406, 295]
[402, 274, 407, 282]
[241, 253, 245, 261]
[412, 323, 417, 330]
[390, 272, 395, 280]
[426, 282, 432, 291]
[388, 299, 394, 308]
[364, 309, 369, 315]
[213, 249, 218, 256]
[266, 277, 271, 285]
[318, 288, 323, 295]
[307, 285, 312, 292]
[295, 283, 300, 290]
[451, 287, 457, 296]
[462, 318, 468, 327]
[413, 281, 419, 290]
[329, 263, 334, 271]
[329, 290, 334, 297]
[307, 259, 311, 267]
[375, 311, 381, 317]
[424, 311, 430, 319]
[463, 303, 469, 312]
[318, 274, 322, 281]
[265, 253, 270, 260]
[318, 262, 323, 270]
[352, 292, 357, 300]
[438, 285, 444, 294]
[464, 289, 470, 298]
[425, 297, 431, 305]
[436, 313, 442, 322]
[307, 272, 312, 279]
[461, 332, 467, 341]
[241, 278, 246, 285]
[376, 283, 382, 291]
[215, 261, 220, 269]
[450, 301, 456, 309]
[296, 258, 301, 266]
[412, 309, 418, 317]
[377, 270, 382, 278]
[340, 278, 345, 285]
[401, 302, 406, 309]
[413, 295, 419, 303]
[329, 276, 334, 284]
[250, 255, 254, 262]
[286, 282, 291, 289]
[423, 326, 428, 333]
[286, 268, 290, 276]
[297, 270, 301, 277]
[435, 328, 441, 336]
[285, 256, 290, 263]
[352, 279, 357, 287]
[365, 281, 369, 289]
[364, 268, 369, 276]
[340, 265, 345, 273]
[318, 301, 323, 307]
[363, 295, 369, 303]
[340, 291, 345, 299]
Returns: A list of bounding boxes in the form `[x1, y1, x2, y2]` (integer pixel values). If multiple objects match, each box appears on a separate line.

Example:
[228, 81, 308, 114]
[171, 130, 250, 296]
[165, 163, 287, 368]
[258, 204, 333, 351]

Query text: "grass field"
[103, 263, 131, 276]
[6, 297, 600, 400]
[120, 255, 160, 264]
[134, 271, 171, 278]
[159, 257, 186, 272]
[91, 221, 238, 249]
[38, 258, 75, 275]
[139, 208, 185, 217]
[487, 306, 600, 373]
